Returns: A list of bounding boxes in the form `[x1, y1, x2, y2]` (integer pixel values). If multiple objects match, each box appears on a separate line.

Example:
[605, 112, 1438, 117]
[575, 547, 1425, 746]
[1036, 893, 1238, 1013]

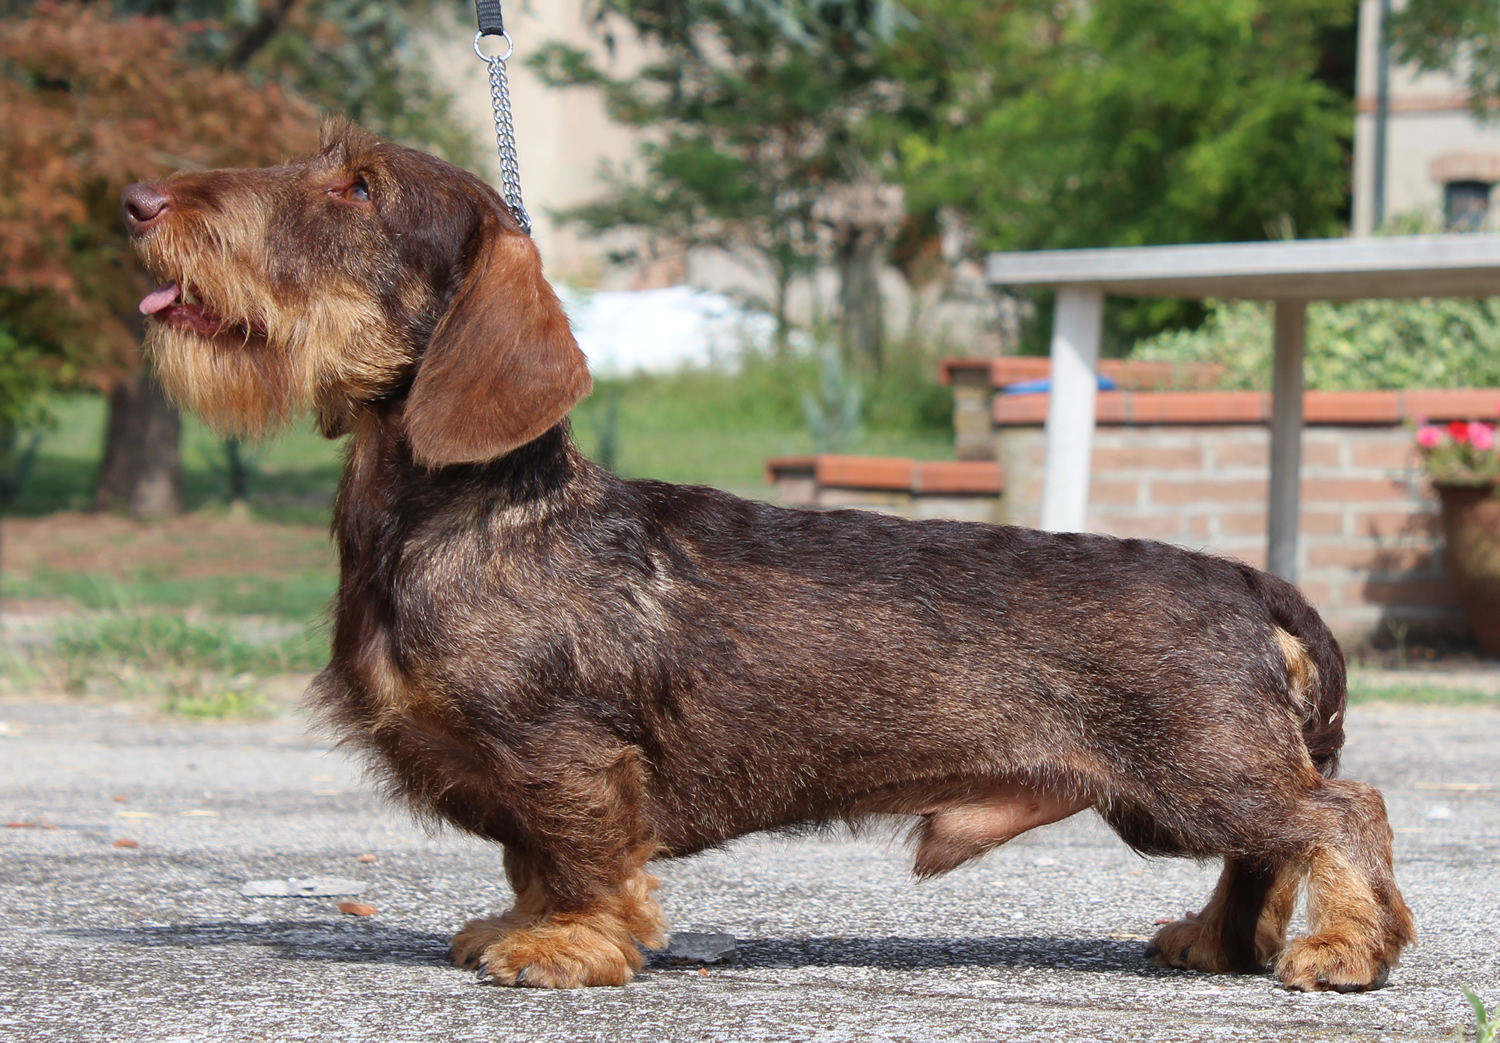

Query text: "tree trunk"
[815, 177, 904, 374]
[838, 227, 886, 372]
[93, 372, 183, 518]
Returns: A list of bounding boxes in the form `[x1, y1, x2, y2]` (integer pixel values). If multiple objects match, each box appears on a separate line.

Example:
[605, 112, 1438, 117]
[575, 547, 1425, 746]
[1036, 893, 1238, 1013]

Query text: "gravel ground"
[1, 697, 1497, 1043]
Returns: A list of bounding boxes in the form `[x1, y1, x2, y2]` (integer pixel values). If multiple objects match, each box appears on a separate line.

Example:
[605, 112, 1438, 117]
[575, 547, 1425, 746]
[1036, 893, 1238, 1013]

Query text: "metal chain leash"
[474, 0, 531, 234]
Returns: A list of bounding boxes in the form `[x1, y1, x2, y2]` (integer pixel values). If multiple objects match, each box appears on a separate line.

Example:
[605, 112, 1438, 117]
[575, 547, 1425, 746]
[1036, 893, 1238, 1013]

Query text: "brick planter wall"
[767, 455, 1004, 523]
[972, 378, 1500, 647]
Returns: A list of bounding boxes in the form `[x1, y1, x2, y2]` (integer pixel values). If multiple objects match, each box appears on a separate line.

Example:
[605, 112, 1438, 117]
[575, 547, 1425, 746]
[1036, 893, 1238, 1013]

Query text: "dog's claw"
[514, 967, 528, 986]
[475, 963, 490, 983]
[1319, 977, 1367, 995]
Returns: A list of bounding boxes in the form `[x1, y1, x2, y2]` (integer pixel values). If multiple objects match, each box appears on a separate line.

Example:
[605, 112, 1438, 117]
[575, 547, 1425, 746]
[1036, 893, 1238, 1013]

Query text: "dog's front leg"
[448, 746, 668, 987]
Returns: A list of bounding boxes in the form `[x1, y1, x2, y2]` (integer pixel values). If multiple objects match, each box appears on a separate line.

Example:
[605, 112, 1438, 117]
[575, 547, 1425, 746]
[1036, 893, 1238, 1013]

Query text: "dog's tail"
[1240, 565, 1347, 779]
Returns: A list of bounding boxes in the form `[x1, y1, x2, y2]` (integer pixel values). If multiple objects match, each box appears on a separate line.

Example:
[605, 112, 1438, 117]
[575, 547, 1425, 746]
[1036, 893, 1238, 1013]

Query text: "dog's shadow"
[61, 921, 1166, 978]
[58, 920, 451, 966]
[716, 935, 1163, 978]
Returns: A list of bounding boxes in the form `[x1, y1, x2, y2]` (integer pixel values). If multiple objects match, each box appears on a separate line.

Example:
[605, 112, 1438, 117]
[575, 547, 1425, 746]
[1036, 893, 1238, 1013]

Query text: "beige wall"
[426, 3, 646, 280]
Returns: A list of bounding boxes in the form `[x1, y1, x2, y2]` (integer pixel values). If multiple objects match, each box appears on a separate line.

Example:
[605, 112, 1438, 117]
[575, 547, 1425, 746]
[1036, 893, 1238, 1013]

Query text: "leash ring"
[473, 31, 514, 63]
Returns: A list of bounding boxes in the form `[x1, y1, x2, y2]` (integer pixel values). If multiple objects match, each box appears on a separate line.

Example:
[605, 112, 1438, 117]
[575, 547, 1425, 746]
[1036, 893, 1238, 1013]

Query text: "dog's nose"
[122, 183, 170, 237]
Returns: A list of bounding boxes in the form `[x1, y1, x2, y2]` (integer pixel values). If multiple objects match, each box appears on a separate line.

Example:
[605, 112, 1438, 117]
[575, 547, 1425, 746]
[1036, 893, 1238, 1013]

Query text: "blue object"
[1002, 375, 1117, 395]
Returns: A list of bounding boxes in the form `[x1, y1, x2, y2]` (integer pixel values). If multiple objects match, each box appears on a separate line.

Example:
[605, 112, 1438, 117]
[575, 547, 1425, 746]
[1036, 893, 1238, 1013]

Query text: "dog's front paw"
[1274, 934, 1392, 993]
[1145, 913, 1237, 974]
[470, 914, 646, 988]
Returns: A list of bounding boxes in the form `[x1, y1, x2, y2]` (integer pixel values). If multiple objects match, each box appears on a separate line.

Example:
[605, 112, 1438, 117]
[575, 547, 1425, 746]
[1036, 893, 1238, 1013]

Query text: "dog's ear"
[405, 218, 591, 466]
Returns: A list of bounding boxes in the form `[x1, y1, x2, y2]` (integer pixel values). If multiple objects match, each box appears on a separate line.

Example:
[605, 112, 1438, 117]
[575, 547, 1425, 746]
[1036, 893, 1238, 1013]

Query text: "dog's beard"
[146, 322, 304, 439]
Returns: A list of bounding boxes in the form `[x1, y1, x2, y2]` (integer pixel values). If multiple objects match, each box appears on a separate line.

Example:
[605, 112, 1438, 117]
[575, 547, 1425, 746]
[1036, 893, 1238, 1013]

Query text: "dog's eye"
[335, 178, 371, 204]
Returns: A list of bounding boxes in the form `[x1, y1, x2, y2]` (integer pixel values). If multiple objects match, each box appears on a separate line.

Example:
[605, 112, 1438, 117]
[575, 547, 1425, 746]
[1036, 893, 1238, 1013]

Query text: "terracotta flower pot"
[1436, 483, 1500, 656]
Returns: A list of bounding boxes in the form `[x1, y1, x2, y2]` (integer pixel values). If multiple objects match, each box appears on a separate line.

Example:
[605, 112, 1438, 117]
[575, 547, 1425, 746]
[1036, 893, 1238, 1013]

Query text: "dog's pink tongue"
[139, 281, 180, 315]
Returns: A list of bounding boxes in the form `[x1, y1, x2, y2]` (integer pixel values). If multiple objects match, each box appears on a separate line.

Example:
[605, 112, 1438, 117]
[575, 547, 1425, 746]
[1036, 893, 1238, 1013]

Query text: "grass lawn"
[15, 352, 954, 520]
[14, 395, 344, 523]
[1347, 681, 1500, 707]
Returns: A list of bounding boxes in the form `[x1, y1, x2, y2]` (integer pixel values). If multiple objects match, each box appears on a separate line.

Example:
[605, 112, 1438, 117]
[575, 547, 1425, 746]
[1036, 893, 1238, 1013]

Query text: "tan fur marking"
[1148, 858, 1306, 974]
[1276, 848, 1390, 990]
[1254, 863, 1303, 965]
[1273, 626, 1318, 712]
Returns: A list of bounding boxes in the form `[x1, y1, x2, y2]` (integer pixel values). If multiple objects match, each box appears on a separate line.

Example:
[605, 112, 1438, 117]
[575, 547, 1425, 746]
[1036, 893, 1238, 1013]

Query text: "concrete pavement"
[1, 697, 1497, 1042]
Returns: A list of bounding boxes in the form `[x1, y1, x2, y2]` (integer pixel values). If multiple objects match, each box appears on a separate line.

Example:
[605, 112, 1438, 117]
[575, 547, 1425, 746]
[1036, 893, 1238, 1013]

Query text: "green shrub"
[1133, 298, 1500, 391]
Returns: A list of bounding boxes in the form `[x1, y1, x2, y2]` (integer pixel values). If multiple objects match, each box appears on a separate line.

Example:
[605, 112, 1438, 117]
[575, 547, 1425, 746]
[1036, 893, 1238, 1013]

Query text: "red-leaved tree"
[0, 1, 319, 515]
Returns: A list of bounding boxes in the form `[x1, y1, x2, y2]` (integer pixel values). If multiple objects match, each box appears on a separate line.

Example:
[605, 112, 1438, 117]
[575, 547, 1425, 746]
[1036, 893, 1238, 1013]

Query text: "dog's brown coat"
[124, 124, 1416, 991]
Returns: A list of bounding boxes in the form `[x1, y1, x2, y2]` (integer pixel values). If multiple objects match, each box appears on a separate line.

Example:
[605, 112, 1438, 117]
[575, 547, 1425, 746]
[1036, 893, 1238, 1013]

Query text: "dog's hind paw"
[1145, 914, 1237, 974]
[1274, 935, 1393, 993]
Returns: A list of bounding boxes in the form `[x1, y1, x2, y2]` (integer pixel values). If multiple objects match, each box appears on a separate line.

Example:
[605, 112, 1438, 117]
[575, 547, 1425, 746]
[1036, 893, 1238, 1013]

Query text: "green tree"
[1388, 0, 1500, 118]
[531, 0, 910, 368]
[545, 1, 1358, 362]
[0, 319, 63, 608]
[892, 0, 1357, 348]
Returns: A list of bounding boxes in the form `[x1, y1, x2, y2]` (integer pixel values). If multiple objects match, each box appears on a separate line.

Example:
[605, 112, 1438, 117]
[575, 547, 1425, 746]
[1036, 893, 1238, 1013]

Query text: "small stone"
[113, 795, 128, 803]
[356, 854, 377, 864]
[665, 931, 736, 965]
[1426, 805, 1454, 821]
[241, 880, 292, 897]
[337, 900, 378, 916]
[113, 838, 139, 848]
[241, 877, 365, 897]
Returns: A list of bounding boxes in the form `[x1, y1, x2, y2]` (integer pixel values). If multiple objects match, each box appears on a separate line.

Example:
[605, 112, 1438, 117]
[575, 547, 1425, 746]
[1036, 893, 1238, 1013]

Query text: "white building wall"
[1353, 0, 1500, 235]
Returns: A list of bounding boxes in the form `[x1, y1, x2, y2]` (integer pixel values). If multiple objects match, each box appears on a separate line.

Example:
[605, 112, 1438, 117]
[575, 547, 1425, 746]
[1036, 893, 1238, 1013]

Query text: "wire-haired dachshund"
[122, 124, 1414, 991]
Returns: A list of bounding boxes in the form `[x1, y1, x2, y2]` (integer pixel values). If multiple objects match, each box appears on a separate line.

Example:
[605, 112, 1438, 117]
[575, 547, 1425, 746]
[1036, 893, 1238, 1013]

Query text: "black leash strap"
[473, 0, 531, 234]
[475, 0, 505, 36]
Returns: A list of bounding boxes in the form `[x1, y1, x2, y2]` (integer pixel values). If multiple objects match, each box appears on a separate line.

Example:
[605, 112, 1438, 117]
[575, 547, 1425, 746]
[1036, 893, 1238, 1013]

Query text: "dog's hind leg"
[1272, 778, 1416, 992]
[1145, 778, 1414, 990]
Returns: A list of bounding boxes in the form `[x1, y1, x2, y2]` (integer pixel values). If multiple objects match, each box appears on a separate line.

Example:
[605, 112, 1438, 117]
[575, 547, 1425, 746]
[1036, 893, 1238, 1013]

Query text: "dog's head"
[123, 122, 590, 465]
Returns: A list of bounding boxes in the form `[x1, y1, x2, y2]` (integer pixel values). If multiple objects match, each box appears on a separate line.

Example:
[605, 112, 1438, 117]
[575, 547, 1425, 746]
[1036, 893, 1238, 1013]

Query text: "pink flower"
[1470, 422, 1495, 451]
[1416, 425, 1444, 449]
